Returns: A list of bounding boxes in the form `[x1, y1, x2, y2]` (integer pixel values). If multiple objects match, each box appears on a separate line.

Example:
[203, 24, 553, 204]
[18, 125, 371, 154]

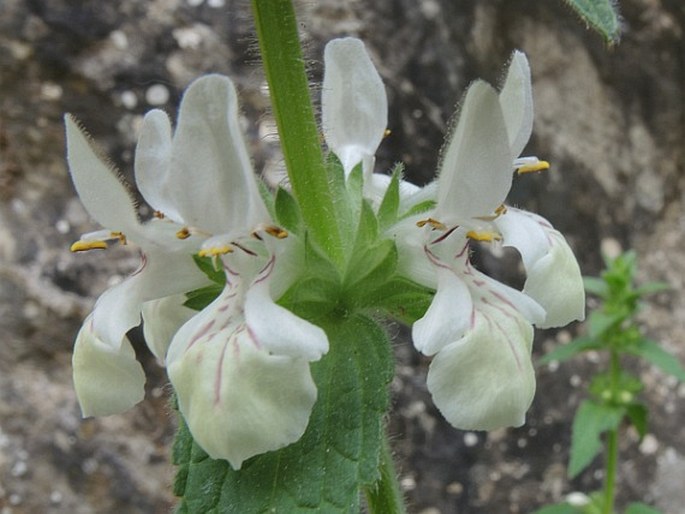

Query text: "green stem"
[603, 350, 621, 514]
[364, 433, 407, 514]
[603, 428, 618, 514]
[250, 0, 343, 265]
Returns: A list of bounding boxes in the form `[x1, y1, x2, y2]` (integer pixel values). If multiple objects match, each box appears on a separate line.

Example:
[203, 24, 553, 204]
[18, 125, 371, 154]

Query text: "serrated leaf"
[626, 403, 648, 438]
[569, 400, 625, 478]
[274, 186, 303, 234]
[537, 337, 601, 366]
[625, 502, 663, 514]
[626, 339, 685, 381]
[583, 276, 608, 297]
[173, 315, 394, 513]
[530, 504, 583, 514]
[565, 0, 621, 43]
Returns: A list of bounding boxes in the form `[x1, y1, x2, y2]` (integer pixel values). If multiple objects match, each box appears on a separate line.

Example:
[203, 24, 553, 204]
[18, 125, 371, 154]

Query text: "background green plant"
[534, 252, 685, 514]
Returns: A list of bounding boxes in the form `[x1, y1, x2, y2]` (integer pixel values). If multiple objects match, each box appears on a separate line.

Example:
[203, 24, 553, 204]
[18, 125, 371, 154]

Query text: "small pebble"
[463, 432, 479, 447]
[145, 84, 170, 106]
[120, 90, 138, 110]
[640, 433, 659, 455]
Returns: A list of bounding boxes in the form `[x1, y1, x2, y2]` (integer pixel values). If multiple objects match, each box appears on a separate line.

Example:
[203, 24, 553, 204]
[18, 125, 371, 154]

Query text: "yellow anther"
[70, 240, 108, 252]
[383, 128, 392, 138]
[517, 160, 550, 174]
[265, 226, 288, 239]
[198, 245, 233, 258]
[176, 227, 191, 240]
[495, 204, 507, 216]
[466, 230, 502, 242]
[111, 231, 127, 245]
[416, 218, 447, 230]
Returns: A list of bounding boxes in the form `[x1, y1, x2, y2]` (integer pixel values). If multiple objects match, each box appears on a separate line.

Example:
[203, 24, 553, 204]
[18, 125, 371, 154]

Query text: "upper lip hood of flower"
[322, 37, 388, 179]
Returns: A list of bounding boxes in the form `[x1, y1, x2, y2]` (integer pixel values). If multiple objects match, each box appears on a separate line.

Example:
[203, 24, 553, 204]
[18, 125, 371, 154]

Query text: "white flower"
[67, 75, 329, 465]
[167, 246, 327, 468]
[394, 51, 585, 430]
[65, 114, 209, 416]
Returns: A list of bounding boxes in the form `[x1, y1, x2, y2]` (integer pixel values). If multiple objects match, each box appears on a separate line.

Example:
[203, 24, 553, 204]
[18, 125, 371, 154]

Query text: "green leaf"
[192, 255, 226, 284]
[626, 339, 685, 381]
[530, 504, 583, 514]
[343, 241, 398, 308]
[583, 276, 608, 297]
[569, 400, 625, 478]
[624, 503, 663, 514]
[537, 337, 601, 366]
[626, 403, 648, 439]
[173, 315, 394, 513]
[184, 284, 224, 311]
[377, 166, 402, 231]
[400, 199, 435, 220]
[587, 310, 624, 339]
[362, 277, 434, 324]
[635, 281, 670, 296]
[565, 0, 621, 43]
[274, 186, 303, 234]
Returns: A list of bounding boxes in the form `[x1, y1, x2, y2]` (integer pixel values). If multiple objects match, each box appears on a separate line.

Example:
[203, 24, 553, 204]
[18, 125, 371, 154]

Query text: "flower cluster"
[66, 37, 584, 468]
[321, 39, 585, 429]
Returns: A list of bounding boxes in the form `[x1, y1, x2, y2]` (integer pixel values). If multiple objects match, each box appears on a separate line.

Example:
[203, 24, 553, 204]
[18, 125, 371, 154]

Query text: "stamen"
[383, 128, 392, 138]
[476, 204, 508, 222]
[517, 160, 550, 174]
[252, 224, 288, 240]
[198, 245, 233, 257]
[466, 230, 502, 242]
[265, 226, 288, 239]
[153, 210, 165, 219]
[176, 227, 191, 240]
[111, 231, 127, 245]
[417, 217, 447, 230]
[70, 240, 108, 252]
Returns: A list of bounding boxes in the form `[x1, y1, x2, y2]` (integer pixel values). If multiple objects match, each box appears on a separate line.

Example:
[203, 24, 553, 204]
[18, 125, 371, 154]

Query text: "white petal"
[392, 215, 438, 289]
[499, 51, 533, 158]
[495, 209, 585, 327]
[167, 280, 318, 469]
[134, 110, 184, 222]
[244, 274, 328, 361]
[495, 207, 549, 270]
[72, 315, 146, 416]
[413, 267, 473, 355]
[65, 115, 140, 234]
[169, 75, 269, 234]
[436, 81, 512, 222]
[426, 303, 536, 430]
[322, 37, 387, 176]
[142, 294, 197, 361]
[92, 249, 207, 348]
[525, 230, 585, 328]
[467, 265, 546, 326]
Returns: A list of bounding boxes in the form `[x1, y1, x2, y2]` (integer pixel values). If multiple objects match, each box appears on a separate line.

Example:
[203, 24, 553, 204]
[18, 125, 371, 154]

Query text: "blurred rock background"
[0, 0, 683, 512]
